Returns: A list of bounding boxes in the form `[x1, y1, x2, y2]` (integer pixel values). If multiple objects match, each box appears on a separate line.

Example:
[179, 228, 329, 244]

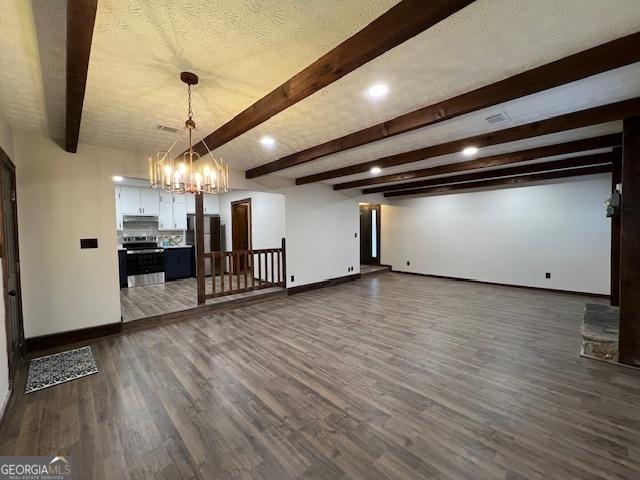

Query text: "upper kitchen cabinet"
[115, 187, 123, 230]
[159, 192, 188, 230]
[140, 188, 160, 215]
[186, 193, 219, 215]
[173, 195, 187, 229]
[120, 186, 159, 216]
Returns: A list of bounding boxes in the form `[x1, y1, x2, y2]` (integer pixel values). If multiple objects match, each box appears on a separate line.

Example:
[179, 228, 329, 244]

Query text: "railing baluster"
[202, 245, 286, 298]
[219, 253, 223, 294]
[270, 250, 275, 285]
[235, 252, 240, 291]
[244, 251, 248, 290]
[210, 254, 215, 295]
[277, 250, 281, 284]
[251, 251, 255, 289]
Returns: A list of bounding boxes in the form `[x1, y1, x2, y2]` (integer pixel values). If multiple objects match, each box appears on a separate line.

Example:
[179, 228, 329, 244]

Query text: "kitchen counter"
[118, 245, 193, 250]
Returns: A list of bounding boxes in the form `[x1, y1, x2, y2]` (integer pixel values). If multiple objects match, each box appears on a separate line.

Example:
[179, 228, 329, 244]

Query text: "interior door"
[360, 204, 381, 265]
[0, 151, 24, 390]
[231, 199, 251, 272]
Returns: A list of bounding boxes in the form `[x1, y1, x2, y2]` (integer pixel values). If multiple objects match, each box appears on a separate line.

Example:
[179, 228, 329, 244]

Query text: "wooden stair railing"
[203, 238, 286, 299]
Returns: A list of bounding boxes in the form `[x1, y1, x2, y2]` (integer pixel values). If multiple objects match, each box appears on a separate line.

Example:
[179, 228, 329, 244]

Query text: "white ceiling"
[0, 0, 48, 133]
[0, 0, 639, 188]
[81, 0, 397, 152]
[212, 0, 640, 181]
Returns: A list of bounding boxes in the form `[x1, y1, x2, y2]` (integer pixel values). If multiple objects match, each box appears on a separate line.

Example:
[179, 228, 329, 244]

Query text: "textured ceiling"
[79, 0, 397, 152]
[212, 0, 640, 180]
[285, 62, 640, 183]
[0, 0, 48, 133]
[0, 0, 639, 187]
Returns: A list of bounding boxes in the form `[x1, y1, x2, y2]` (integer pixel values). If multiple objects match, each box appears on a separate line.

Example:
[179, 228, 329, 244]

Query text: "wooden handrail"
[201, 239, 286, 299]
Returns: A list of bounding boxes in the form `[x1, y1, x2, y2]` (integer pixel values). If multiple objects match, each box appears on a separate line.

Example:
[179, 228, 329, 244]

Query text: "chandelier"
[148, 72, 229, 194]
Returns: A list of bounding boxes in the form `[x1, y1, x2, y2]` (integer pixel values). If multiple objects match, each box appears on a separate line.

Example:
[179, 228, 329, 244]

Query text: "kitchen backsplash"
[118, 218, 185, 246]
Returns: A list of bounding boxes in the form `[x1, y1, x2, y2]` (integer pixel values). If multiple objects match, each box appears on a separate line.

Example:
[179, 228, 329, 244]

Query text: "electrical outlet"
[290, 275, 295, 282]
[545, 272, 551, 279]
[406, 261, 410, 266]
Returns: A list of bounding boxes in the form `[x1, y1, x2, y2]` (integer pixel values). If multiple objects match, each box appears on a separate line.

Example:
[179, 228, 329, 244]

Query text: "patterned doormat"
[25, 346, 99, 394]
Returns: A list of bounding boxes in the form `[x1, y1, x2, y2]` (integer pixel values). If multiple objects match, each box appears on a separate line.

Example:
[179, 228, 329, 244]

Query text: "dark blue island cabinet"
[118, 250, 128, 288]
[164, 246, 194, 281]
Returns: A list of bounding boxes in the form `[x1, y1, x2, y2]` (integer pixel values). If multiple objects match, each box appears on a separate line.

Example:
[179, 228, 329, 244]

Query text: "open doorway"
[0, 147, 24, 391]
[360, 203, 381, 266]
[231, 198, 252, 272]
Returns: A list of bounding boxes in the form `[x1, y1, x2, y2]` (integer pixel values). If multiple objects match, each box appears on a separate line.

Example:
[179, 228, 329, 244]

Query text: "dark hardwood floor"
[2, 272, 640, 479]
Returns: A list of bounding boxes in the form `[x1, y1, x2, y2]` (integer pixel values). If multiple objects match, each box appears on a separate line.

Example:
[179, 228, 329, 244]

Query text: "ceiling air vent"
[485, 112, 511, 125]
[153, 123, 178, 133]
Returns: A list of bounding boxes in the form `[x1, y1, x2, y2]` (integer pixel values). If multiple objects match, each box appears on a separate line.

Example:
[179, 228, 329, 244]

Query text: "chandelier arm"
[200, 138, 223, 168]
[160, 128, 187, 164]
[150, 72, 230, 195]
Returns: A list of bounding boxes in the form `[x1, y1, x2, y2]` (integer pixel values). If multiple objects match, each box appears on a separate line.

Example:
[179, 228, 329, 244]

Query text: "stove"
[123, 236, 165, 287]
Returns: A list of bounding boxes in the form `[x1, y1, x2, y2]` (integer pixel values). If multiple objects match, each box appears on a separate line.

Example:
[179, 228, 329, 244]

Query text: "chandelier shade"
[149, 72, 229, 195]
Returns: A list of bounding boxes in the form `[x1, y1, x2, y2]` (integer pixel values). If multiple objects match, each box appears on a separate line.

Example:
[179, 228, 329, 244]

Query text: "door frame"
[359, 203, 382, 266]
[0, 146, 25, 390]
[231, 198, 252, 250]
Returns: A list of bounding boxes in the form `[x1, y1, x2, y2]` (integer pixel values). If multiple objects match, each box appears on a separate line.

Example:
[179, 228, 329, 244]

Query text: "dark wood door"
[360, 204, 381, 265]
[231, 199, 251, 272]
[0, 149, 24, 390]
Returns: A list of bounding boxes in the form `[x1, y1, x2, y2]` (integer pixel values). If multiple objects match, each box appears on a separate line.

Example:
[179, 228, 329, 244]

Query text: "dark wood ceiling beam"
[65, 0, 98, 153]
[619, 115, 640, 367]
[357, 134, 620, 193]
[384, 164, 612, 198]
[190, 0, 475, 158]
[294, 97, 640, 185]
[374, 152, 611, 195]
[247, 31, 640, 178]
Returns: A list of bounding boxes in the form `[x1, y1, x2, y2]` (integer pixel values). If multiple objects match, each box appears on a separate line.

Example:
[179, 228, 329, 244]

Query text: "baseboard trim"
[0, 387, 11, 424]
[287, 273, 361, 295]
[25, 289, 287, 354]
[392, 270, 610, 299]
[26, 322, 122, 353]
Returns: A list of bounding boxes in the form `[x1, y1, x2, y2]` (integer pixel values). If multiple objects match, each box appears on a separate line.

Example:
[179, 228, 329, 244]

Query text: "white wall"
[0, 112, 12, 417]
[381, 174, 611, 294]
[219, 190, 286, 251]
[278, 183, 383, 287]
[13, 130, 148, 338]
[219, 190, 285, 282]
[0, 111, 13, 160]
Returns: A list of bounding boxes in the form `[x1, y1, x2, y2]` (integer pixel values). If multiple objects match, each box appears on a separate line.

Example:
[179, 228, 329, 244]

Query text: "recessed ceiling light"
[370, 166, 382, 174]
[260, 136, 275, 147]
[462, 146, 478, 156]
[367, 84, 388, 98]
[112, 176, 123, 182]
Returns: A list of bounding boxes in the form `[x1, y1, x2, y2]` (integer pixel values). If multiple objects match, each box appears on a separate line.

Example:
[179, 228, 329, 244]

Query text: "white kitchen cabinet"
[140, 188, 160, 215]
[174, 193, 186, 205]
[119, 186, 159, 216]
[159, 191, 172, 204]
[173, 199, 187, 229]
[114, 187, 123, 230]
[159, 192, 187, 230]
[119, 186, 141, 215]
[185, 193, 217, 214]
[158, 202, 174, 230]
[186, 194, 195, 214]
